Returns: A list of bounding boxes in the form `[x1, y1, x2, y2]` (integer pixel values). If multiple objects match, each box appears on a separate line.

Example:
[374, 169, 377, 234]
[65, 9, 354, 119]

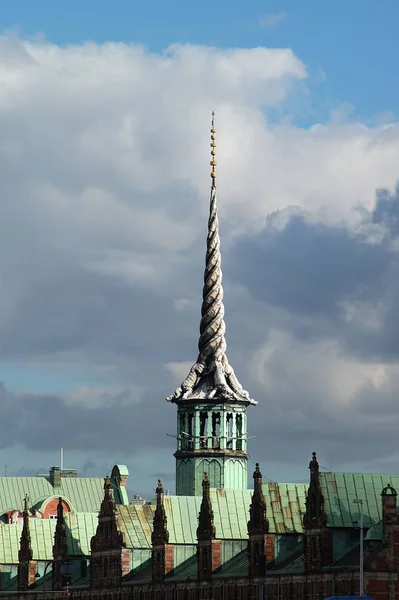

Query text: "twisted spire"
[167, 114, 256, 405]
[198, 112, 226, 366]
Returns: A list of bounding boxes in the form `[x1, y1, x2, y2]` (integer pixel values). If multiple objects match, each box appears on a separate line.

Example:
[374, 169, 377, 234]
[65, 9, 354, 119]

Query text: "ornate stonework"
[152, 480, 173, 582]
[248, 463, 270, 577]
[90, 478, 125, 589]
[52, 497, 68, 591]
[197, 473, 219, 581]
[17, 495, 35, 591]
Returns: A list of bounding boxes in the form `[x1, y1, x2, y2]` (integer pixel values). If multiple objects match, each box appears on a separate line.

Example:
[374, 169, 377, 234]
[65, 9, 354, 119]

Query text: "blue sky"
[1, 1, 399, 491]
[2, 0, 398, 124]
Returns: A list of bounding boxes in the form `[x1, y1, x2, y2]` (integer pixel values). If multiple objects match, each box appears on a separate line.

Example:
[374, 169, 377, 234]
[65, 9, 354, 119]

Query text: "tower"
[167, 114, 257, 496]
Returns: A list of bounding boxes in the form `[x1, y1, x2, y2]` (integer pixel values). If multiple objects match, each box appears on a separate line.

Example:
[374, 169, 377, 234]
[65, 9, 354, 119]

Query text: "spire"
[90, 477, 125, 589]
[247, 463, 270, 577]
[151, 480, 172, 582]
[101, 477, 116, 517]
[90, 476, 123, 553]
[18, 495, 34, 591]
[197, 473, 216, 541]
[303, 451, 327, 529]
[309, 451, 319, 481]
[53, 497, 67, 558]
[248, 463, 269, 536]
[167, 113, 256, 405]
[152, 480, 169, 546]
[53, 498, 68, 591]
[18, 495, 32, 562]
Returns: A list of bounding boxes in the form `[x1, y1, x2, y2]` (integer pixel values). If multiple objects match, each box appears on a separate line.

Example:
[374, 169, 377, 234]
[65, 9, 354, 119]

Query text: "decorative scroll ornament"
[167, 113, 256, 405]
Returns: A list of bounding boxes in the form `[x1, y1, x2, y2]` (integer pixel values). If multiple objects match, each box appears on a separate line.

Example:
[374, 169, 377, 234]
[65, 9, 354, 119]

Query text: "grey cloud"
[0, 382, 175, 457]
[217, 184, 399, 474]
[230, 185, 399, 356]
[372, 183, 399, 235]
[231, 208, 389, 319]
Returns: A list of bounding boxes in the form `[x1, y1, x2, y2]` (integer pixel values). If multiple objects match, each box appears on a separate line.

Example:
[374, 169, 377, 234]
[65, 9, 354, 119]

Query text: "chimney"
[50, 467, 61, 488]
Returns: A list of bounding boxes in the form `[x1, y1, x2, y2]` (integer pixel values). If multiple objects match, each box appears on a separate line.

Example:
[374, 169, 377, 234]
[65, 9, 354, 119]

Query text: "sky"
[0, 1, 399, 498]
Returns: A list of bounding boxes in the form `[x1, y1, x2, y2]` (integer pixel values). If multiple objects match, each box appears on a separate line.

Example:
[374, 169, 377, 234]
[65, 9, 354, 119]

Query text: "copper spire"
[167, 114, 256, 405]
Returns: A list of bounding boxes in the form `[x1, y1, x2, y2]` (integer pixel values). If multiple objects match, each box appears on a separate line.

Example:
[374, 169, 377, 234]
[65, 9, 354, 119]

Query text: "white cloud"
[250, 330, 394, 411]
[0, 34, 399, 487]
[56, 386, 144, 408]
[258, 12, 288, 28]
[165, 361, 194, 384]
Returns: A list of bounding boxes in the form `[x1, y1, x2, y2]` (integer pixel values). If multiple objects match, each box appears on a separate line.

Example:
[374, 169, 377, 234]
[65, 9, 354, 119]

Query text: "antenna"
[60, 447, 64, 471]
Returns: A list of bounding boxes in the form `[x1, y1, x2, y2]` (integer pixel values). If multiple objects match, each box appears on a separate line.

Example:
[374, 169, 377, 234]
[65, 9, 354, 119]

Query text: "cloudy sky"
[1, 0, 399, 498]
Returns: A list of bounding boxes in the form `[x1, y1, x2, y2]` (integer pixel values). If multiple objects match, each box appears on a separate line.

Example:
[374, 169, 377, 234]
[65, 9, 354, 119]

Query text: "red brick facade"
[42, 497, 70, 519]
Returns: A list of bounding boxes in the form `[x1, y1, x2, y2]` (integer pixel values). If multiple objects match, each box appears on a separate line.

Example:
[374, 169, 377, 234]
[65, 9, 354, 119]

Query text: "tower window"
[179, 413, 186, 449]
[236, 414, 243, 450]
[200, 412, 208, 448]
[226, 413, 233, 449]
[187, 413, 194, 449]
[212, 413, 220, 448]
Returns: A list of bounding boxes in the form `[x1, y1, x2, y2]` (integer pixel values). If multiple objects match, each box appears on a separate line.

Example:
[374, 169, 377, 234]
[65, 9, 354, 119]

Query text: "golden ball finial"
[210, 112, 217, 182]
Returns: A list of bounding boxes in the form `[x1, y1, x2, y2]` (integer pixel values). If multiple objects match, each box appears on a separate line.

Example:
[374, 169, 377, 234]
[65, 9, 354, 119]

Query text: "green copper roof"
[0, 512, 98, 563]
[0, 480, 306, 567]
[117, 483, 307, 549]
[0, 475, 125, 516]
[215, 545, 248, 577]
[320, 472, 399, 528]
[270, 551, 305, 575]
[365, 521, 383, 541]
